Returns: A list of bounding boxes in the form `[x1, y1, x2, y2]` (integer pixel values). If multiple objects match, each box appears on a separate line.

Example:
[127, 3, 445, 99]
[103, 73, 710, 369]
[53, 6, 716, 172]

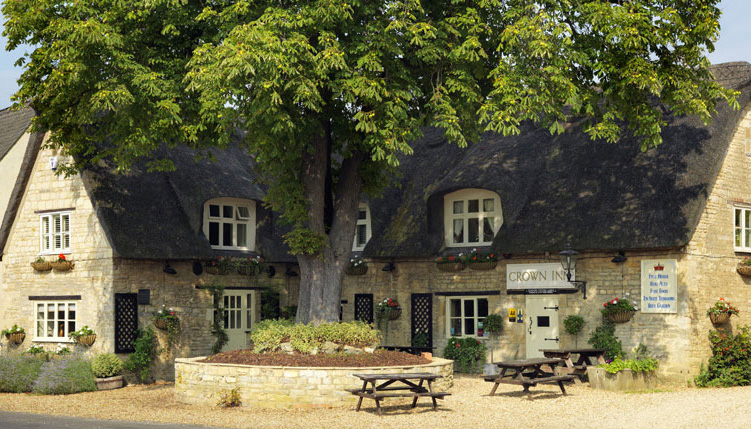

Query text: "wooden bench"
[349, 373, 450, 415]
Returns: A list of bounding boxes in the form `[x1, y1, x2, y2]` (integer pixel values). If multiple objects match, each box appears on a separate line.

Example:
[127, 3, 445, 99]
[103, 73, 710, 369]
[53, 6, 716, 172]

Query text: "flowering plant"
[443, 337, 487, 373]
[55, 344, 72, 356]
[376, 297, 400, 312]
[154, 304, 178, 321]
[68, 325, 95, 340]
[707, 298, 739, 316]
[464, 249, 497, 263]
[435, 254, 463, 264]
[740, 257, 751, 266]
[57, 253, 67, 262]
[601, 297, 637, 316]
[27, 344, 45, 355]
[34, 256, 46, 263]
[1, 324, 24, 337]
[348, 256, 366, 269]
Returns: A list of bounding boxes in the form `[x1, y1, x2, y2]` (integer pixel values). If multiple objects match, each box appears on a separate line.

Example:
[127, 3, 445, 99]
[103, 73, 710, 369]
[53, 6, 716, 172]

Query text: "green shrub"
[483, 314, 504, 336]
[33, 357, 97, 394]
[600, 344, 659, 374]
[588, 321, 623, 361]
[123, 327, 157, 382]
[563, 315, 584, 336]
[695, 326, 751, 387]
[249, 320, 380, 354]
[92, 353, 124, 378]
[443, 337, 487, 373]
[0, 355, 44, 393]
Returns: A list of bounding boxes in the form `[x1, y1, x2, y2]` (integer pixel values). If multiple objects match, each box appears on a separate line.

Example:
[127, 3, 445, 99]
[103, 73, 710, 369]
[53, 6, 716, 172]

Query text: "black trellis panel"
[115, 293, 138, 354]
[411, 293, 433, 350]
[354, 294, 374, 324]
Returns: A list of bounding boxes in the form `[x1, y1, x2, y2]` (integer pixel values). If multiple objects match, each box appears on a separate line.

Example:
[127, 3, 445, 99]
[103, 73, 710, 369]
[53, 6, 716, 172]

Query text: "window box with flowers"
[435, 254, 465, 272]
[465, 249, 498, 271]
[31, 257, 52, 272]
[51, 254, 74, 271]
[707, 298, 739, 325]
[69, 325, 97, 346]
[346, 256, 368, 275]
[376, 297, 401, 325]
[2, 325, 25, 345]
[236, 256, 264, 276]
[601, 298, 637, 323]
[738, 257, 751, 276]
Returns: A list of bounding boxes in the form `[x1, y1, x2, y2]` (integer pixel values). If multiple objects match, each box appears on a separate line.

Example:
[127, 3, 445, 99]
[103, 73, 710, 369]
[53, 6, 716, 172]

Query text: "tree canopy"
[3, 0, 737, 322]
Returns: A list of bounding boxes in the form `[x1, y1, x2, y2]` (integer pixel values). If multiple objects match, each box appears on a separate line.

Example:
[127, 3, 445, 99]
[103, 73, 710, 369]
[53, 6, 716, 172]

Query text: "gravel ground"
[1, 377, 750, 429]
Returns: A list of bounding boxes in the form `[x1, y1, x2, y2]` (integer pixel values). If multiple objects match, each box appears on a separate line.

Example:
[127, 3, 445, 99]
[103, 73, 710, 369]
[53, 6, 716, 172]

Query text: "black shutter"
[354, 294, 374, 324]
[114, 293, 138, 353]
[411, 293, 433, 351]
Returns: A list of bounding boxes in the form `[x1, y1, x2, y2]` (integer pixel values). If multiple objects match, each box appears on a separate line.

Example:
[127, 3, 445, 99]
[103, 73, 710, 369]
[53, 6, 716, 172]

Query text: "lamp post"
[559, 242, 587, 299]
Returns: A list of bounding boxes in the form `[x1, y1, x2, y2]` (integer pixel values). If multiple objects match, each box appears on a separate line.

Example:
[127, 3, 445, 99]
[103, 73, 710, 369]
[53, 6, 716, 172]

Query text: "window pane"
[61, 215, 70, 232]
[483, 218, 495, 242]
[483, 198, 494, 212]
[47, 321, 54, 337]
[468, 200, 479, 213]
[746, 210, 750, 229]
[478, 299, 488, 317]
[237, 206, 250, 219]
[464, 300, 474, 317]
[357, 224, 367, 246]
[453, 201, 463, 214]
[48, 304, 54, 321]
[209, 205, 220, 217]
[42, 216, 50, 234]
[223, 205, 233, 218]
[468, 218, 479, 243]
[63, 233, 70, 249]
[43, 235, 50, 251]
[237, 224, 248, 247]
[537, 316, 550, 327]
[453, 219, 464, 243]
[450, 299, 461, 318]
[247, 294, 253, 330]
[737, 228, 742, 247]
[58, 303, 65, 321]
[68, 303, 76, 320]
[358, 209, 367, 220]
[68, 321, 75, 335]
[450, 319, 461, 336]
[746, 229, 750, 249]
[209, 222, 219, 246]
[37, 321, 44, 337]
[223, 310, 229, 329]
[464, 318, 475, 336]
[53, 215, 61, 233]
[223, 223, 233, 246]
[54, 234, 62, 250]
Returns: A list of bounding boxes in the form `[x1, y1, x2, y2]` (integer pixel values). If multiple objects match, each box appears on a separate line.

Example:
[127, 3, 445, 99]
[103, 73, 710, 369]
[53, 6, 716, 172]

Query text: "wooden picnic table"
[540, 348, 607, 384]
[483, 358, 575, 398]
[348, 372, 450, 415]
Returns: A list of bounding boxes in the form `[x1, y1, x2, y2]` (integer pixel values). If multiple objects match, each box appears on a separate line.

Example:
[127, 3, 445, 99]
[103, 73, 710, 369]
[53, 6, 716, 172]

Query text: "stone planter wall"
[174, 356, 454, 408]
[587, 367, 658, 391]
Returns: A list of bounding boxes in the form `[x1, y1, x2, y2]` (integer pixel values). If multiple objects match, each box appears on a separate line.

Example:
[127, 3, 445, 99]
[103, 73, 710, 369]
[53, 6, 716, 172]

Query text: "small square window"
[223, 205, 233, 218]
[468, 200, 479, 213]
[209, 205, 220, 217]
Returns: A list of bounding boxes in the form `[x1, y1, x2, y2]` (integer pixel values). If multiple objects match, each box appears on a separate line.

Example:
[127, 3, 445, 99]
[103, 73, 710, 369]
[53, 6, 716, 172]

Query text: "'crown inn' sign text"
[506, 263, 576, 290]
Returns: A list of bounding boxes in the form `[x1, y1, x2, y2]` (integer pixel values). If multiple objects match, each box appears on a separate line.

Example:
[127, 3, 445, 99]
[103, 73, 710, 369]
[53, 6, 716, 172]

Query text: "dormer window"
[203, 198, 256, 251]
[353, 204, 371, 251]
[444, 189, 502, 247]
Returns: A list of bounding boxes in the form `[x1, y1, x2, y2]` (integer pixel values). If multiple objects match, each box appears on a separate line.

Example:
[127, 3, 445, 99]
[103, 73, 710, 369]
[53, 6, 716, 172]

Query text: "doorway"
[525, 295, 559, 358]
[221, 290, 256, 351]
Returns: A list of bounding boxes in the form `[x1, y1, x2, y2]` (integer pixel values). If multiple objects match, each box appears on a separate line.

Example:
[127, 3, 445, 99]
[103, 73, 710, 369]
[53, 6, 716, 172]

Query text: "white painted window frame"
[39, 211, 71, 255]
[735, 206, 751, 252]
[33, 301, 77, 342]
[203, 198, 256, 251]
[445, 296, 490, 338]
[352, 203, 372, 251]
[443, 189, 502, 247]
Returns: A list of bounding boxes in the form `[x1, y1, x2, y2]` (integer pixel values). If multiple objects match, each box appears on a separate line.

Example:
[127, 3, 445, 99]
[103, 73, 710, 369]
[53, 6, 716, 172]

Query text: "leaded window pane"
[453, 219, 464, 243]
[468, 218, 479, 242]
[61, 215, 70, 232]
[468, 200, 479, 213]
[453, 201, 463, 214]
[450, 319, 461, 336]
[357, 224, 367, 246]
[737, 209, 742, 227]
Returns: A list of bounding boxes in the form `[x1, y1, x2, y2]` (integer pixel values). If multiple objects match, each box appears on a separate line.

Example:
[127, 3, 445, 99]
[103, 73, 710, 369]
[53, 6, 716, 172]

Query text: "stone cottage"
[2, 62, 751, 382]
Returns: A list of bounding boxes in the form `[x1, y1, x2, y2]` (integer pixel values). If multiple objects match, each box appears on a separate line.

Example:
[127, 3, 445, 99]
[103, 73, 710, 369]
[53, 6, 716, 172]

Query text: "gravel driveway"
[0, 376, 749, 429]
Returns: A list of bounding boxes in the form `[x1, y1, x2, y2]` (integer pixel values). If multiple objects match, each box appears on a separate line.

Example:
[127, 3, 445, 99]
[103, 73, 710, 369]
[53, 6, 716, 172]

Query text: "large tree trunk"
[295, 124, 363, 325]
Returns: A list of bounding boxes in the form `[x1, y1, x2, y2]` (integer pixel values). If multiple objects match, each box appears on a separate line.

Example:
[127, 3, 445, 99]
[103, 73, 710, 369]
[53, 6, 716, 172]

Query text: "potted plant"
[738, 257, 751, 276]
[30, 256, 52, 272]
[435, 254, 465, 272]
[465, 249, 498, 271]
[375, 297, 401, 326]
[706, 298, 739, 325]
[2, 325, 25, 345]
[481, 313, 504, 376]
[69, 325, 97, 346]
[564, 315, 585, 347]
[587, 344, 659, 391]
[153, 305, 180, 349]
[50, 253, 74, 271]
[601, 297, 637, 323]
[345, 256, 368, 275]
[92, 353, 125, 390]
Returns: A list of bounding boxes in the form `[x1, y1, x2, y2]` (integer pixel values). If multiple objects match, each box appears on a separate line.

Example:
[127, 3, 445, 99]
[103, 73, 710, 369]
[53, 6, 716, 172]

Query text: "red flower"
[170, 312, 175, 316]
[448, 255, 455, 261]
[58, 254, 66, 261]
[473, 256, 477, 260]
[603, 303, 608, 308]
[455, 343, 460, 348]
[489, 254, 494, 258]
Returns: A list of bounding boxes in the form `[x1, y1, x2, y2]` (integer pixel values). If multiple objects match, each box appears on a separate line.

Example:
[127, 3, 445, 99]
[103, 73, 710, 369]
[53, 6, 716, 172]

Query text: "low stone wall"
[174, 356, 454, 408]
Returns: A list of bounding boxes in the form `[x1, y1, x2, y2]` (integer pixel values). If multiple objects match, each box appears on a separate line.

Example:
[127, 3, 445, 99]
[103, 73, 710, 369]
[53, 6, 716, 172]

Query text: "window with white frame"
[444, 189, 502, 247]
[446, 296, 489, 337]
[735, 206, 751, 251]
[352, 204, 371, 251]
[203, 198, 256, 251]
[35, 301, 77, 340]
[39, 212, 71, 254]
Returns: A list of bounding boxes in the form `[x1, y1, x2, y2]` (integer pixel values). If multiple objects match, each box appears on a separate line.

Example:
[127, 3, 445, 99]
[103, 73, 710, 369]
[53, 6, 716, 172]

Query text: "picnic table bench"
[483, 358, 575, 398]
[348, 372, 450, 415]
[540, 348, 607, 384]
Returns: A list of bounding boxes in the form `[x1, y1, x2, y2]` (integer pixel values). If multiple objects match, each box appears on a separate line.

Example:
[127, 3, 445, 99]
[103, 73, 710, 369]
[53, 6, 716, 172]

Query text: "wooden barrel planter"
[346, 265, 368, 276]
[30, 262, 52, 272]
[51, 261, 74, 271]
[437, 263, 465, 272]
[605, 310, 635, 323]
[5, 332, 25, 345]
[737, 265, 751, 276]
[76, 334, 97, 347]
[709, 312, 731, 325]
[468, 261, 498, 271]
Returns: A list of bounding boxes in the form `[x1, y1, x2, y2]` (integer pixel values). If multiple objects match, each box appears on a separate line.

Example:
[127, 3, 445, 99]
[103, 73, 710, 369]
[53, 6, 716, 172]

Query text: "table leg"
[428, 379, 437, 410]
[557, 379, 568, 395]
[375, 398, 382, 416]
[356, 380, 367, 412]
[411, 379, 424, 408]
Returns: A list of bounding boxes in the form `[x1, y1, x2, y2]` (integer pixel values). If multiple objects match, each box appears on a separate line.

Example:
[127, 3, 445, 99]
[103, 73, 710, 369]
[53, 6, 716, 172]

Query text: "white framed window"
[444, 189, 502, 247]
[34, 301, 76, 341]
[735, 206, 751, 252]
[352, 204, 372, 251]
[203, 198, 256, 251]
[39, 212, 71, 254]
[446, 296, 489, 337]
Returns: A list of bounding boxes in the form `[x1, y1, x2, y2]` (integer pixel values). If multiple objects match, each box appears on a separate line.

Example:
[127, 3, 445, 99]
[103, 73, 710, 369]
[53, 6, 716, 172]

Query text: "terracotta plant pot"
[437, 262, 465, 272]
[51, 261, 74, 271]
[96, 375, 124, 391]
[346, 265, 368, 276]
[30, 262, 52, 272]
[605, 310, 636, 323]
[76, 334, 97, 346]
[6, 332, 25, 345]
[468, 261, 498, 271]
[709, 312, 731, 325]
[737, 265, 751, 276]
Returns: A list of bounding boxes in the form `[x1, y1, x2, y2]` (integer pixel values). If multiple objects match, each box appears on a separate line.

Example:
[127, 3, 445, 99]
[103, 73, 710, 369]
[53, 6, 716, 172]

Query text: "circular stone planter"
[174, 356, 454, 408]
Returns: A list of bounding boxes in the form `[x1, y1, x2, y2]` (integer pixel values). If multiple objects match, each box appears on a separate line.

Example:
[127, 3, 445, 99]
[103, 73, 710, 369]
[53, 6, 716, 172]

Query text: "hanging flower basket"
[51, 261, 74, 271]
[737, 265, 751, 276]
[468, 261, 498, 271]
[437, 262, 465, 272]
[155, 318, 169, 330]
[6, 332, 25, 345]
[30, 262, 52, 272]
[709, 312, 731, 325]
[346, 265, 368, 276]
[387, 306, 402, 320]
[76, 334, 97, 347]
[606, 310, 636, 323]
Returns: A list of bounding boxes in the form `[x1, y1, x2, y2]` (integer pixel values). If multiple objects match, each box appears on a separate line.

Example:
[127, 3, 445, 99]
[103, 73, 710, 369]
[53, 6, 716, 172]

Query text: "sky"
[0, 1, 749, 109]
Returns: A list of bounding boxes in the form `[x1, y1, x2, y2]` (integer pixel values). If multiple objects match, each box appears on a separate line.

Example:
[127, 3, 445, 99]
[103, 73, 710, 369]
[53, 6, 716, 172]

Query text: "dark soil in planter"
[200, 349, 430, 367]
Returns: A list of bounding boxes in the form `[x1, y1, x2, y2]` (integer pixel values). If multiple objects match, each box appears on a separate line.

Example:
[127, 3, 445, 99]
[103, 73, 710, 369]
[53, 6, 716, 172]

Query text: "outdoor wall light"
[558, 242, 587, 299]
[267, 265, 276, 278]
[285, 265, 298, 277]
[611, 251, 627, 263]
[381, 261, 396, 272]
[163, 263, 177, 275]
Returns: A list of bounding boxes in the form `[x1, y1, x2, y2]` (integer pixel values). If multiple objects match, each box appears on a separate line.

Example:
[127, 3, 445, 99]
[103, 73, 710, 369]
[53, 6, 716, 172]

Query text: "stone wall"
[174, 356, 454, 408]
